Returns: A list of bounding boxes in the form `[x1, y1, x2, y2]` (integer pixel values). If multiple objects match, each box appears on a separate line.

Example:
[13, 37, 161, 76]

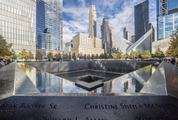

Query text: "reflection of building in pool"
[101, 81, 112, 94]
[36, 72, 63, 93]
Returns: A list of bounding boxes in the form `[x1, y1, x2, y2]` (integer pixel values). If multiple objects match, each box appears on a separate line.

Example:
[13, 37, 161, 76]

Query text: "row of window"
[0, 1, 35, 16]
[158, 13, 178, 39]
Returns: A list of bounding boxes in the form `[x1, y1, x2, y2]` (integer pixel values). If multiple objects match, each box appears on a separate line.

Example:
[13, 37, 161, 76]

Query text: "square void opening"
[79, 75, 104, 83]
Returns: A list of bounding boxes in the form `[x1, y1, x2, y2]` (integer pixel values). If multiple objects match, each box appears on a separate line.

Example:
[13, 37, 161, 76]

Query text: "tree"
[47, 52, 53, 61]
[19, 49, 29, 60]
[166, 30, 178, 57]
[72, 53, 77, 60]
[91, 54, 95, 59]
[78, 53, 83, 59]
[95, 54, 99, 59]
[69, 52, 72, 60]
[63, 54, 68, 60]
[154, 48, 165, 58]
[0, 35, 15, 59]
[87, 54, 91, 59]
[54, 53, 61, 61]
[36, 51, 43, 60]
[121, 53, 129, 59]
[28, 51, 33, 59]
[129, 51, 139, 59]
[140, 50, 152, 59]
[112, 52, 122, 59]
[83, 54, 87, 59]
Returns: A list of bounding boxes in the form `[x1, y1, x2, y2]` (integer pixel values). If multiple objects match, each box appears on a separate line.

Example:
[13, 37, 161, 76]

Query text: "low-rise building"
[71, 33, 104, 56]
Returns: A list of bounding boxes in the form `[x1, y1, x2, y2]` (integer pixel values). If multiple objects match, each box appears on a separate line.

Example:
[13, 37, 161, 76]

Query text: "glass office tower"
[101, 17, 113, 54]
[0, 0, 36, 55]
[134, 0, 149, 41]
[36, 0, 63, 51]
[36, 0, 46, 49]
[157, 0, 178, 40]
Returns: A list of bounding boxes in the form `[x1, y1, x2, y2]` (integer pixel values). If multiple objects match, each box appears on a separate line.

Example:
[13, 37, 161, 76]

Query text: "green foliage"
[63, 54, 69, 60]
[36, 51, 43, 60]
[87, 54, 91, 59]
[112, 52, 122, 59]
[72, 53, 77, 60]
[121, 53, 129, 59]
[28, 51, 33, 59]
[78, 53, 83, 59]
[91, 54, 95, 59]
[0, 35, 15, 60]
[54, 53, 62, 60]
[18, 49, 30, 60]
[47, 52, 53, 61]
[140, 50, 152, 59]
[153, 48, 165, 58]
[129, 51, 139, 59]
[166, 30, 178, 57]
[83, 54, 87, 59]
[95, 54, 99, 59]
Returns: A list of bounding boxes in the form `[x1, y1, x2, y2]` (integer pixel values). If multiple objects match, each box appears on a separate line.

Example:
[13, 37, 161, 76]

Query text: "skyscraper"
[152, 0, 178, 53]
[36, 0, 46, 49]
[36, 0, 63, 51]
[101, 17, 113, 54]
[134, 0, 149, 41]
[89, 5, 97, 38]
[123, 27, 134, 42]
[157, 0, 178, 40]
[71, 5, 104, 56]
[0, 0, 36, 55]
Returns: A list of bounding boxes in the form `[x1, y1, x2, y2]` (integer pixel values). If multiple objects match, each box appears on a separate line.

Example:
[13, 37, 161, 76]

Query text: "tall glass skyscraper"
[36, 0, 63, 51]
[36, 0, 45, 49]
[134, 0, 149, 41]
[101, 17, 113, 54]
[157, 0, 178, 40]
[0, 0, 36, 55]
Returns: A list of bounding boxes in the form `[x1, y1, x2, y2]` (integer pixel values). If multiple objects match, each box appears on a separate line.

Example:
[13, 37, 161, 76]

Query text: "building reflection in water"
[36, 72, 64, 94]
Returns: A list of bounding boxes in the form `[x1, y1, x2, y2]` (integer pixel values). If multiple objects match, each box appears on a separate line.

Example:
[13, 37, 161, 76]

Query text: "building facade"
[123, 27, 134, 42]
[71, 34, 104, 56]
[157, 0, 178, 40]
[134, 0, 149, 41]
[36, 0, 46, 49]
[0, 0, 36, 55]
[36, 0, 63, 51]
[101, 18, 113, 54]
[153, 0, 178, 53]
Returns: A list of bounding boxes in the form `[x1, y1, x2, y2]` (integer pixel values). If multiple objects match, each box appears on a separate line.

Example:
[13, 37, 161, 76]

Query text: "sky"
[63, 0, 157, 47]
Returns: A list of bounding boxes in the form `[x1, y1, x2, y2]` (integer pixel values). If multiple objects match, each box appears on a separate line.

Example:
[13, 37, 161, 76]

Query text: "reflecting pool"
[13, 63, 157, 96]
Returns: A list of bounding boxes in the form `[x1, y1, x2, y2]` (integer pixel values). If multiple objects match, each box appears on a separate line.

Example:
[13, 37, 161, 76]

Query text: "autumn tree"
[140, 50, 152, 60]
[166, 29, 178, 57]
[47, 52, 53, 61]
[0, 35, 15, 60]
[129, 51, 139, 59]
[18, 49, 29, 60]
[153, 48, 165, 58]
[36, 51, 43, 60]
